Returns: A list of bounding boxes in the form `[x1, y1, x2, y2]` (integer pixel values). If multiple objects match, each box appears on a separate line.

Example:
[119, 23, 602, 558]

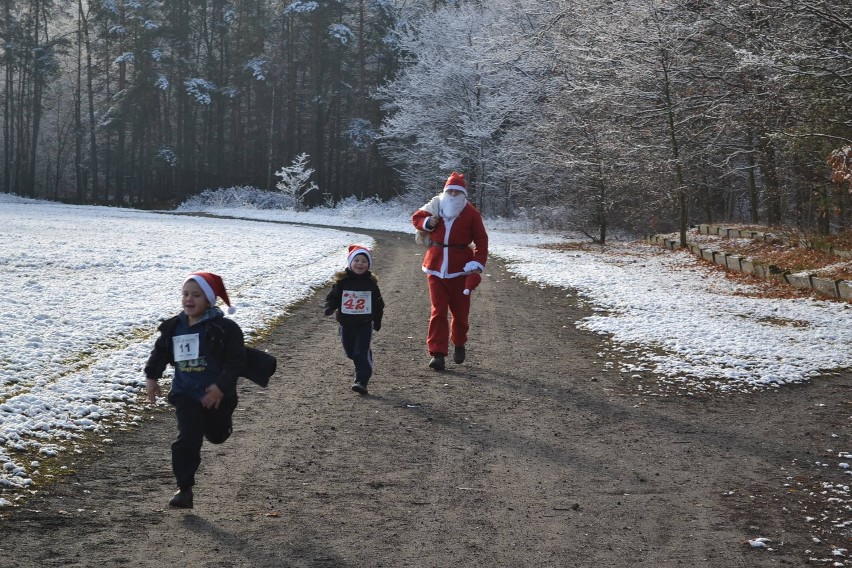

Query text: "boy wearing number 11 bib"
[144, 272, 247, 509]
[324, 245, 385, 395]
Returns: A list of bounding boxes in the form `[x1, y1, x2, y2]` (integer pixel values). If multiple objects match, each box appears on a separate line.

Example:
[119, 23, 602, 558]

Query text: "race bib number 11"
[173, 333, 200, 362]
[341, 290, 372, 315]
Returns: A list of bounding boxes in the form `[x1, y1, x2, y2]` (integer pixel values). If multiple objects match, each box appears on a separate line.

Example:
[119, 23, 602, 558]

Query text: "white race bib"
[341, 290, 372, 315]
[173, 333, 200, 362]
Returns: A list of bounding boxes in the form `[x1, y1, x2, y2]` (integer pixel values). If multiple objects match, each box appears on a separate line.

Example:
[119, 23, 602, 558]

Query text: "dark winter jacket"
[324, 268, 385, 328]
[144, 307, 246, 401]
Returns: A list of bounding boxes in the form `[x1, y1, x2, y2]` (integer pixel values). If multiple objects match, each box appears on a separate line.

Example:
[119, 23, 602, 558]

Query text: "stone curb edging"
[696, 224, 852, 260]
[646, 233, 852, 302]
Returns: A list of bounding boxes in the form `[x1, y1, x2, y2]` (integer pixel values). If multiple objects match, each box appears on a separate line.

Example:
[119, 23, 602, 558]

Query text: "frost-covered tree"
[498, 0, 646, 242]
[275, 152, 319, 210]
[505, 0, 735, 240]
[601, 0, 730, 244]
[661, 0, 852, 232]
[377, 1, 546, 213]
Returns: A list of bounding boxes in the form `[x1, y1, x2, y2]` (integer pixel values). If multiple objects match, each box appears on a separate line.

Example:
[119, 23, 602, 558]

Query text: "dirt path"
[1, 228, 849, 567]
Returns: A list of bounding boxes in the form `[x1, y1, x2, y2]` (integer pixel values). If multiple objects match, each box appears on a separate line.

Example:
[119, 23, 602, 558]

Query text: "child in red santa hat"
[411, 171, 488, 371]
[144, 272, 247, 509]
[324, 244, 385, 394]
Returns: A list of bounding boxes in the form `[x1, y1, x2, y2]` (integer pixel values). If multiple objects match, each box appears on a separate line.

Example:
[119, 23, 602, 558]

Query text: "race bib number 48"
[341, 290, 372, 315]
[173, 333, 200, 362]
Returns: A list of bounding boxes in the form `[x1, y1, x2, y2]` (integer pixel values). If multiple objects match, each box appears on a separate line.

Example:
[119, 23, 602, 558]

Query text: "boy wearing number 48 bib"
[324, 245, 385, 395]
[144, 272, 247, 509]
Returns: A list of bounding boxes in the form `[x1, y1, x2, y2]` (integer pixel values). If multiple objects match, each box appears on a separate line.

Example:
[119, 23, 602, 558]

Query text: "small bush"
[177, 186, 295, 211]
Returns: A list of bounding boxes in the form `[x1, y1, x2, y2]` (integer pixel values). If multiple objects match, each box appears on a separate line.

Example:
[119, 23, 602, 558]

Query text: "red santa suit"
[412, 175, 488, 358]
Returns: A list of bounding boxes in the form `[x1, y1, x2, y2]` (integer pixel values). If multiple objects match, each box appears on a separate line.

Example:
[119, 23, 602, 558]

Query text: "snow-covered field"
[0, 193, 850, 501]
[0, 196, 370, 498]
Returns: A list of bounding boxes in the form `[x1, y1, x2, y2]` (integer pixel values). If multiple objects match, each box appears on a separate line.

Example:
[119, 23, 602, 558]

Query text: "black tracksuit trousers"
[168, 392, 238, 491]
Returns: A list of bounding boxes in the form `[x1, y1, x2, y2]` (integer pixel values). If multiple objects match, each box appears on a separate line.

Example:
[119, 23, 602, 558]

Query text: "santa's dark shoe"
[453, 345, 466, 364]
[428, 354, 446, 371]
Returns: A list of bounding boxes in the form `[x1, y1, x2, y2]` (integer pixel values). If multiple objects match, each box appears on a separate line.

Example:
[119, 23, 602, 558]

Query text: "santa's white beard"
[440, 193, 467, 219]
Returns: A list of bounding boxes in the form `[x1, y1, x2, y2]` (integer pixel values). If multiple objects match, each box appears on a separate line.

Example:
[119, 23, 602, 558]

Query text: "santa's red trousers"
[426, 275, 470, 356]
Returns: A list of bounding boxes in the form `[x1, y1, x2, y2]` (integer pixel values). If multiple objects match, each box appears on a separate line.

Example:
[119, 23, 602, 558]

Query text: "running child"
[324, 245, 385, 394]
[144, 272, 246, 509]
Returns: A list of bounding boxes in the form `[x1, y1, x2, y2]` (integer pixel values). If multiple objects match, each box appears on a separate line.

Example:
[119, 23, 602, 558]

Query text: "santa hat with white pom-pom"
[186, 272, 236, 314]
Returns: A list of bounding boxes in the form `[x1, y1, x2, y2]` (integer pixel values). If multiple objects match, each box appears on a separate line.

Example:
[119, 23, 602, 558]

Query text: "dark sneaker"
[453, 345, 466, 364]
[169, 488, 193, 509]
[351, 382, 368, 395]
[428, 355, 446, 371]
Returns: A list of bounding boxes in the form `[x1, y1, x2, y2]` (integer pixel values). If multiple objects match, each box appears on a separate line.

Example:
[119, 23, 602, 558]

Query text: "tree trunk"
[115, 59, 126, 205]
[3, 0, 14, 195]
[759, 135, 781, 226]
[79, 0, 99, 202]
[597, 181, 608, 245]
[661, 59, 688, 247]
[73, 10, 84, 201]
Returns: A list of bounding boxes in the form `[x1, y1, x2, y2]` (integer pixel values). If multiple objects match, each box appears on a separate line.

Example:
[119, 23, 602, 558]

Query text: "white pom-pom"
[463, 289, 471, 295]
[227, 305, 237, 314]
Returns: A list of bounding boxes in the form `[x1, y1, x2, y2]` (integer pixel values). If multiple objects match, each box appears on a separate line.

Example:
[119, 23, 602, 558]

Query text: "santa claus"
[411, 171, 488, 370]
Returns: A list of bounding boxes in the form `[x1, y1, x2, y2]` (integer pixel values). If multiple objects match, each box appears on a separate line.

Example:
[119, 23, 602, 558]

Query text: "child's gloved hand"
[324, 307, 335, 316]
[373, 321, 381, 332]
